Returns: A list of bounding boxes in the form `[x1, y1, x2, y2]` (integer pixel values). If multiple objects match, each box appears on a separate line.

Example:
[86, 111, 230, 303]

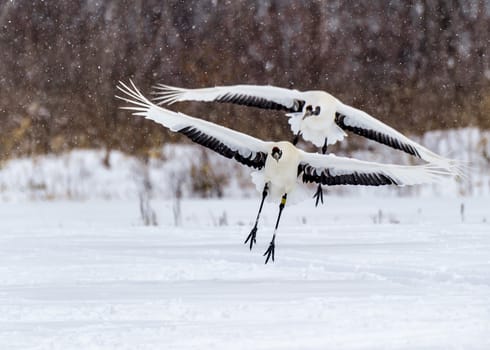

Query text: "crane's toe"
[244, 226, 258, 250]
[313, 184, 324, 207]
[263, 240, 275, 264]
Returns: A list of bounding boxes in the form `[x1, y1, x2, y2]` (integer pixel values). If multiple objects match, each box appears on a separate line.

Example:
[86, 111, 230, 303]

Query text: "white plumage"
[118, 81, 449, 200]
[153, 83, 460, 174]
[117, 80, 453, 263]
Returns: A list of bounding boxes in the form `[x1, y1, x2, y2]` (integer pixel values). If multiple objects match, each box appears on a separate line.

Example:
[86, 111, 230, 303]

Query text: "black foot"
[313, 184, 324, 207]
[263, 239, 275, 264]
[292, 134, 299, 145]
[244, 226, 257, 250]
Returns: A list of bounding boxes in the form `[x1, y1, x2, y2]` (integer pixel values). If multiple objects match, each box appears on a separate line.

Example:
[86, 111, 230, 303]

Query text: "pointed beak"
[272, 150, 282, 162]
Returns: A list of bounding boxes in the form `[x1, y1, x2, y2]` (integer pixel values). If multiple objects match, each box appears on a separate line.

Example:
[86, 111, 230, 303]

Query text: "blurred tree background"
[1, 0, 489, 161]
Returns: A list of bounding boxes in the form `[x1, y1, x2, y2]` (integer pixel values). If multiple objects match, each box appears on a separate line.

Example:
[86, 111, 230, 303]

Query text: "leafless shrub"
[135, 156, 157, 226]
[168, 170, 185, 226]
[190, 149, 228, 198]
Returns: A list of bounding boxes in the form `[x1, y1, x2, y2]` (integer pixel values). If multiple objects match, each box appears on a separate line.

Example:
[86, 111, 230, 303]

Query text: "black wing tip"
[298, 162, 398, 187]
[178, 126, 266, 170]
[335, 113, 421, 158]
[214, 93, 304, 113]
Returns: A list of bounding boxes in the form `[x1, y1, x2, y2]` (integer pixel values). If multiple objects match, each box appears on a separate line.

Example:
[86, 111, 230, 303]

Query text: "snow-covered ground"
[1, 196, 489, 349]
[1, 128, 489, 348]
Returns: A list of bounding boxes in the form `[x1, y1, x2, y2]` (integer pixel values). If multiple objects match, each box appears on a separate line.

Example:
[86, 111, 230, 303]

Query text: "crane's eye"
[314, 106, 321, 115]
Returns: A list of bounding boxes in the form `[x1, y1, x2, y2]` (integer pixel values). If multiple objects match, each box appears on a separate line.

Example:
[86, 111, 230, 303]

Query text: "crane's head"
[271, 146, 282, 162]
[303, 90, 337, 118]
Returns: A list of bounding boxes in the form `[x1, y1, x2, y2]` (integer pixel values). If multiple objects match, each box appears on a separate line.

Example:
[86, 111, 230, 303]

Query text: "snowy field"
[1, 196, 489, 349]
[1, 128, 490, 201]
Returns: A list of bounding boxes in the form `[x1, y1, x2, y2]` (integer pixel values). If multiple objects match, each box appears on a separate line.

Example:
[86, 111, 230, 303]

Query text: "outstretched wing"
[298, 151, 450, 186]
[334, 102, 459, 172]
[153, 84, 306, 113]
[116, 81, 269, 169]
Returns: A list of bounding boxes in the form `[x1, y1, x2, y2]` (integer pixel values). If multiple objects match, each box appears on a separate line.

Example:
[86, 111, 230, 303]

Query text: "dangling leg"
[263, 193, 287, 264]
[244, 183, 269, 250]
[321, 139, 328, 154]
[292, 133, 300, 145]
[313, 138, 328, 207]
